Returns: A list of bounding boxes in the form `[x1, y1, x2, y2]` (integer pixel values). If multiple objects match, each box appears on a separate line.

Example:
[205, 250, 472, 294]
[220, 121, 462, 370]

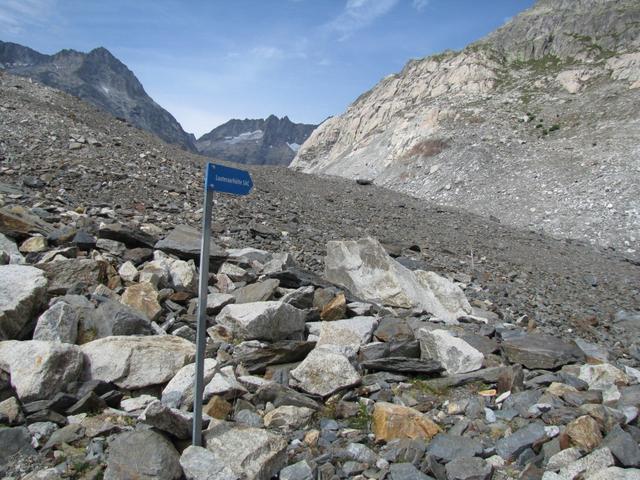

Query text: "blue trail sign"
[206, 163, 253, 195]
[192, 163, 254, 446]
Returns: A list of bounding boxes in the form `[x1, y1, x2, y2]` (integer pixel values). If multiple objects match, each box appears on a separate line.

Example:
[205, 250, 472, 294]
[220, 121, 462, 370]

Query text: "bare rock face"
[80, 335, 195, 389]
[325, 237, 471, 322]
[292, 0, 640, 255]
[0, 265, 48, 340]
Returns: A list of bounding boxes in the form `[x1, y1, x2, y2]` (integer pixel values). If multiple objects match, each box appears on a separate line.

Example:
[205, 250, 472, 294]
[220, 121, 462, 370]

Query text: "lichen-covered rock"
[372, 401, 441, 442]
[120, 281, 162, 321]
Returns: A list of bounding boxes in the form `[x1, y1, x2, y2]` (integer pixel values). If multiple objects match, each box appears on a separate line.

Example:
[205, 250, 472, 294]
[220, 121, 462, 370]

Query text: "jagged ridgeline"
[0, 41, 196, 151]
[291, 0, 640, 256]
[196, 115, 317, 166]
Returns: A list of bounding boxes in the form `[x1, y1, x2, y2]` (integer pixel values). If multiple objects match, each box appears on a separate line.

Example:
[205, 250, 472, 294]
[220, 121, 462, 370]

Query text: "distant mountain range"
[0, 40, 316, 164]
[195, 116, 316, 166]
[0, 41, 196, 150]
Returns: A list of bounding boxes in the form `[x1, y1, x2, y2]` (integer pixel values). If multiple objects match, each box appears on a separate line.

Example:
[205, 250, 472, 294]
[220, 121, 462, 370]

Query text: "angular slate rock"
[280, 460, 314, 480]
[98, 222, 157, 249]
[92, 300, 153, 337]
[445, 457, 492, 480]
[143, 400, 192, 439]
[0, 426, 37, 464]
[390, 463, 433, 480]
[602, 425, 640, 467]
[33, 301, 79, 343]
[0, 205, 53, 240]
[361, 357, 444, 375]
[231, 279, 280, 304]
[254, 383, 321, 410]
[374, 316, 415, 342]
[427, 433, 484, 462]
[155, 224, 226, 264]
[496, 422, 547, 461]
[38, 258, 108, 295]
[232, 340, 315, 374]
[502, 333, 584, 369]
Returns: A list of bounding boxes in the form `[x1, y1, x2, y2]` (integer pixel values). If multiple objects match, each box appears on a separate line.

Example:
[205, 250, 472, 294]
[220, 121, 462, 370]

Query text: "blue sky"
[1, 0, 534, 137]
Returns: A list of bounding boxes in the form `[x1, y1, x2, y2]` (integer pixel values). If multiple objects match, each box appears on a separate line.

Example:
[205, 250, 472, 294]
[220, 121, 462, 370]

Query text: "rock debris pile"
[1, 206, 640, 480]
[0, 67, 639, 480]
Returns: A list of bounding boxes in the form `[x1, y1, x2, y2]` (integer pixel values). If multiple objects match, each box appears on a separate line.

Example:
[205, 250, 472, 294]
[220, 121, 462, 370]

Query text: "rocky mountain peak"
[0, 41, 195, 151]
[196, 116, 316, 166]
[291, 0, 640, 258]
[481, 0, 640, 61]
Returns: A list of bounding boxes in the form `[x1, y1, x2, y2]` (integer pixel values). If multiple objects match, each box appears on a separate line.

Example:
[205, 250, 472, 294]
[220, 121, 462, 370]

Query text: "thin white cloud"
[412, 0, 429, 12]
[0, 0, 56, 34]
[326, 0, 400, 40]
[251, 46, 285, 60]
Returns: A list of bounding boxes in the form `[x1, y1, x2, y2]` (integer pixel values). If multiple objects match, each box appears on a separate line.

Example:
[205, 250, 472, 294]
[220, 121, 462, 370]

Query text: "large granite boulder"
[81, 336, 195, 389]
[216, 301, 306, 341]
[0, 340, 83, 401]
[162, 358, 218, 409]
[289, 346, 361, 397]
[0, 265, 48, 340]
[418, 328, 484, 375]
[180, 446, 238, 480]
[203, 419, 287, 480]
[324, 238, 471, 322]
[104, 430, 182, 480]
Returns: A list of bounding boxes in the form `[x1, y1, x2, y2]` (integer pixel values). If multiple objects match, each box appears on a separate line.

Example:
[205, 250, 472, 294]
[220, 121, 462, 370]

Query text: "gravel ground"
[1, 71, 638, 350]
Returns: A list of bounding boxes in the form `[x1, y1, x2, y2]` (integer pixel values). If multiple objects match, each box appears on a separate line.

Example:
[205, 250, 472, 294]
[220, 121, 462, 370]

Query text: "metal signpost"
[192, 163, 253, 446]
